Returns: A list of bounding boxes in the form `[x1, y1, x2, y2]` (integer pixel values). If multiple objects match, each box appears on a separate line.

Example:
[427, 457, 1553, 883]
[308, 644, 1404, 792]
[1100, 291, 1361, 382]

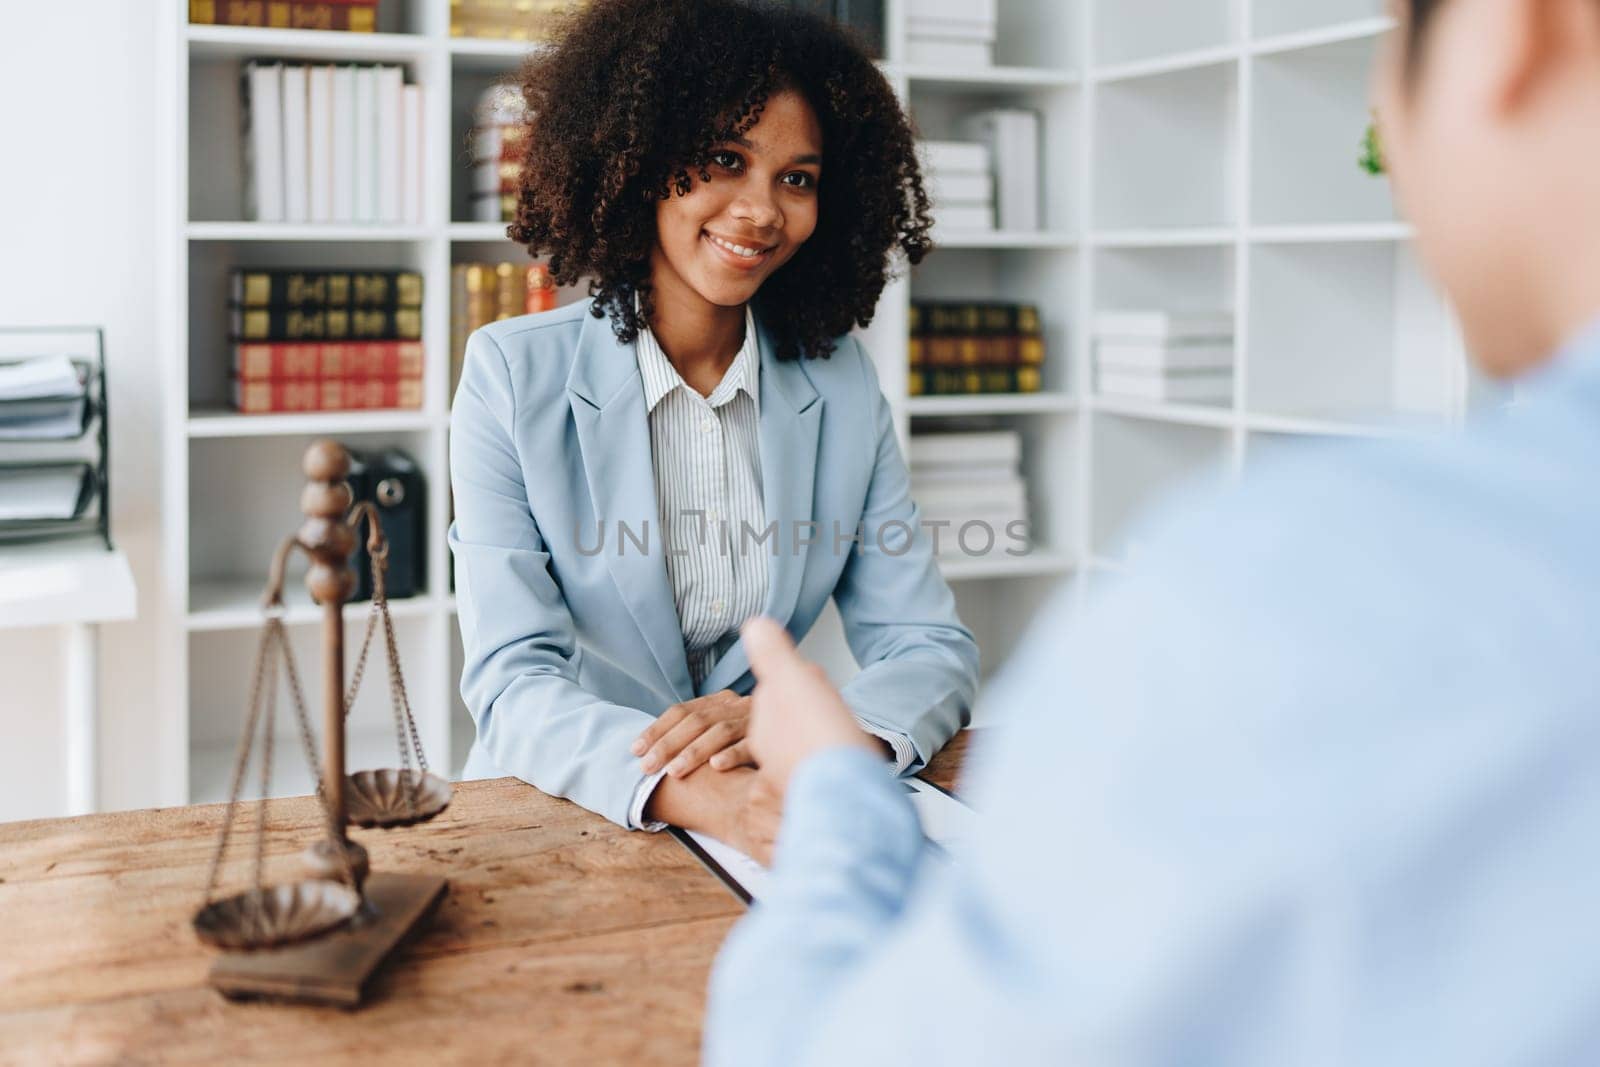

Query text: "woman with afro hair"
[449, 0, 978, 860]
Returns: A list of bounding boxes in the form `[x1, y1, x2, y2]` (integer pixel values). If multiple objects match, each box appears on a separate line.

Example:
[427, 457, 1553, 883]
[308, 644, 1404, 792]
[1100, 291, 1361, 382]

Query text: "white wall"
[0, 5, 166, 820]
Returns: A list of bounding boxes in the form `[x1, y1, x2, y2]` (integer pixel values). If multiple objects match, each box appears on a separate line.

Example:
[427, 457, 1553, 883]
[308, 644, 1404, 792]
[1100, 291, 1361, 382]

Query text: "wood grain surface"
[0, 730, 974, 1065]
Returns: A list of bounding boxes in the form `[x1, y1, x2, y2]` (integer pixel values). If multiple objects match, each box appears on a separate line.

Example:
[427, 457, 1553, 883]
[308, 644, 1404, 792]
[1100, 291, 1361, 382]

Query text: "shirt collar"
[634, 292, 760, 415]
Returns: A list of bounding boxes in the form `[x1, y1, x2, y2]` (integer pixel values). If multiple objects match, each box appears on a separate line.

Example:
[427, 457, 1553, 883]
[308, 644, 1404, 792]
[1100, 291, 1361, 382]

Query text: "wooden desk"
[0, 732, 972, 1065]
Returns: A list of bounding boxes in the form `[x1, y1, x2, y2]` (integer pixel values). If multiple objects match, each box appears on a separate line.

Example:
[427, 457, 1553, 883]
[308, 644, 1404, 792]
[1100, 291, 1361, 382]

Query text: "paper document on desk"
[672, 777, 977, 905]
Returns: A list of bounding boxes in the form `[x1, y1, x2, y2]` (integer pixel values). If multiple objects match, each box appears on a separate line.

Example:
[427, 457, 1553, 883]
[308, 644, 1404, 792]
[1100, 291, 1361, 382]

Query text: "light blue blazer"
[449, 297, 978, 827]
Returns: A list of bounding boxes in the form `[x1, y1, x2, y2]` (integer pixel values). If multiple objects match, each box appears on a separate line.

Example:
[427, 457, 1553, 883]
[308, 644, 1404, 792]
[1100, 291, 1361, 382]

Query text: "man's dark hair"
[1407, 0, 1448, 64]
[506, 0, 934, 361]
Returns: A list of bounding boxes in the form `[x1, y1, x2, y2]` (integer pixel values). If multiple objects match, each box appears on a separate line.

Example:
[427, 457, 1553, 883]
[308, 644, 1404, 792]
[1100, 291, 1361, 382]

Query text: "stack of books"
[242, 61, 424, 225]
[451, 0, 590, 41]
[957, 109, 1040, 232]
[190, 0, 377, 31]
[450, 262, 557, 394]
[471, 84, 527, 224]
[229, 269, 425, 414]
[909, 301, 1043, 396]
[907, 431, 1029, 561]
[1093, 310, 1235, 404]
[906, 0, 994, 67]
[918, 141, 993, 233]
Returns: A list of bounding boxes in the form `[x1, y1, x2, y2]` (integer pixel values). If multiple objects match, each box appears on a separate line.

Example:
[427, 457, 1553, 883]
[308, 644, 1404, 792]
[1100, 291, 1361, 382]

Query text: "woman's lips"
[703, 231, 774, 271]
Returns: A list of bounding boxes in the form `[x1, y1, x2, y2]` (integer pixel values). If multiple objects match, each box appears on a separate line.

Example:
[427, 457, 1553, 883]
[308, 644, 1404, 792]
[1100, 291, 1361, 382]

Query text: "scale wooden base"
[210, 873, 449, 1008]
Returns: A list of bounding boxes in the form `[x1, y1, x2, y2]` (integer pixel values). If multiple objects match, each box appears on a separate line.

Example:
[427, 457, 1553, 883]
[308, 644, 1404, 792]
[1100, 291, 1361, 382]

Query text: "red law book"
[232, 377, 424, 414]
[232, 341, 425, 382]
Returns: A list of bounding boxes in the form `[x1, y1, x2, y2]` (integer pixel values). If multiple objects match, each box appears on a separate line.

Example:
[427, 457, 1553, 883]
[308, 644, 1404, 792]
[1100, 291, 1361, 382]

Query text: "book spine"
[289, 3, 378, 31]
[307, 66, 333, 223]
[243, 62, 285, 223]
[231, 307, 424, 342]
[525, 264, 556, 314]
[233, 377, 423, 414]
[376, 66, 403, 222]
[233, 341, 425, 381]
[331, 66, 356, 222]
[199, 2, 292, 28]
[231, 270, 423, 308]
[280, 65, 309, 223]
[353, 66, 377, 223]
[402, 84, 424, 225]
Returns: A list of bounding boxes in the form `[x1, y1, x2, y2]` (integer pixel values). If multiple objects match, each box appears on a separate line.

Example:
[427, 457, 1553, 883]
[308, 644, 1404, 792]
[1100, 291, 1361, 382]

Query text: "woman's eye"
[712, 151, 741, 170]
[784, 172, 815, 189]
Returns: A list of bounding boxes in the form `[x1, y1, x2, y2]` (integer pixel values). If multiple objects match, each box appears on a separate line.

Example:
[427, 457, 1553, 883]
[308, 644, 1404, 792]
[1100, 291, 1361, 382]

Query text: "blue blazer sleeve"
[832, 339, 979, 771]
[448, 327, 658, 827]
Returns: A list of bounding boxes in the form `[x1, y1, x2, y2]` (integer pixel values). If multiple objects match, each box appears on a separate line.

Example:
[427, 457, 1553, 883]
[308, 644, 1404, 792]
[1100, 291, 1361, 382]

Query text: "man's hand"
[632, 689, 752, 778]
[741, 617, 879, 795]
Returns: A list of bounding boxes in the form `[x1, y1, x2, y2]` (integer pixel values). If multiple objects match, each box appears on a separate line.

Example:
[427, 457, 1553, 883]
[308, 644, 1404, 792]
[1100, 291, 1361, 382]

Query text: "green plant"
[1359, 112, 1386, 176]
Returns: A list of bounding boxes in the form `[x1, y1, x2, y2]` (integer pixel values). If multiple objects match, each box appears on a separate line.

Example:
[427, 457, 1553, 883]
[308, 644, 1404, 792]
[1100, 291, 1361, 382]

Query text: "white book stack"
[958, 109, 1040, 232]
[243, 63, 424, 225]
[1093, 310, 1235, 404]
[918, 140, 994, 233]
[906, 0, 996, 68]
[907, 431, 1029, 561]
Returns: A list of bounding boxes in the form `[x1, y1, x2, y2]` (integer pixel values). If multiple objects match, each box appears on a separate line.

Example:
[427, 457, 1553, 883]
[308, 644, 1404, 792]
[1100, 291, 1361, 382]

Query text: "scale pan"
[345, 769, 453, 828]
[193, 879, 361, 950]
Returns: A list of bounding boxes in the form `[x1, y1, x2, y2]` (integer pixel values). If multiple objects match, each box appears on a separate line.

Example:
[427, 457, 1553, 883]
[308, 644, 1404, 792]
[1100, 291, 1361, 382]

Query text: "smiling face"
[649, 88, 823, 312]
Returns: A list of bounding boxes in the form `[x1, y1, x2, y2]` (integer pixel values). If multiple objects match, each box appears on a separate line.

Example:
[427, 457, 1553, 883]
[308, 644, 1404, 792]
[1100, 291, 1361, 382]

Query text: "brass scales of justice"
[191, 440, 451, 1007]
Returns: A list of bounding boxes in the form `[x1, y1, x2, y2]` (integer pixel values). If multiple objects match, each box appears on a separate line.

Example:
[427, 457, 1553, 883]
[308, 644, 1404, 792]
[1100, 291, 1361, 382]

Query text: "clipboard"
[672, 776, 977, 906]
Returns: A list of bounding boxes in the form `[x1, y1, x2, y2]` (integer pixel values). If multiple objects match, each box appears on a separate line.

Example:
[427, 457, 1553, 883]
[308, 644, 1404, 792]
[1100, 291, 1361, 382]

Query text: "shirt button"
[710, 598, 726, 616]
[699, 418, 714, 435]
[706, 510, 720, 524]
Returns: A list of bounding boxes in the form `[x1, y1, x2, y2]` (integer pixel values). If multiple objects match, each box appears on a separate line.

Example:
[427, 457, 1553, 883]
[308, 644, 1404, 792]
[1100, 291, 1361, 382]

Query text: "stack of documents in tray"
[1093, 310, 1235, 404]
[0, 465, 90, 522]
[907, 430, 1028, 560]
[0, 355, 89, 440]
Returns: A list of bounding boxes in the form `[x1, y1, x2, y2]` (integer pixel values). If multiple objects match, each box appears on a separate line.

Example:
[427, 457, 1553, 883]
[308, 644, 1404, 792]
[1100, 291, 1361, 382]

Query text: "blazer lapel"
[698, 314, 824, 694]
[567, 308, 695, 703]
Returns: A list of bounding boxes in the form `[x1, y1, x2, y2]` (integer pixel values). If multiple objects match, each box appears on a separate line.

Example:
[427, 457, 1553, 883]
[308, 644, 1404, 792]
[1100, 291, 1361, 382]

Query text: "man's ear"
[1493, 0, 1597, 115]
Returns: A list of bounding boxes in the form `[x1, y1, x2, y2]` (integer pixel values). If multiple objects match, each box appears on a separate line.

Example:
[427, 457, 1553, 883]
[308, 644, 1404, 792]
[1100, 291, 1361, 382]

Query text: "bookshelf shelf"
[1089, 395, 1235, 430]
[447, 37, 542, 72]
[186, 222, 435, 241]
[1249, 15, 1395, 56]
[447, 222, 513, 242]
[1249, 222, 1413, 243]
[931, 230, 1077, 250]
[939, 550, 1075, 582]
[185, 25, 432, 63]
[187, 409, 438, 438]
[906, 393, 1076, 417]
[1091, 43, 1240, 84]
[155, 0, 1462, 805]
[187, 578, 439, 631]
[1091, 227, 1235, 248]
[900, 64, 1078, 90]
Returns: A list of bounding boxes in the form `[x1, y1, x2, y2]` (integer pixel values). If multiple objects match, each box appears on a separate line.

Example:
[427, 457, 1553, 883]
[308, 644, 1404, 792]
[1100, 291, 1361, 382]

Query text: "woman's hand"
[641, 763, 783, 866]
[632, 689, 753, 779]
[741, 617, 879, 795]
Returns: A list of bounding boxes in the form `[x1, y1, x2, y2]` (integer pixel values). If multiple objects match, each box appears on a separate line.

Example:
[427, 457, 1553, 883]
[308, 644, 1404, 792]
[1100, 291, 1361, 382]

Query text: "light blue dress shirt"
[706, 319, 1600, 1066]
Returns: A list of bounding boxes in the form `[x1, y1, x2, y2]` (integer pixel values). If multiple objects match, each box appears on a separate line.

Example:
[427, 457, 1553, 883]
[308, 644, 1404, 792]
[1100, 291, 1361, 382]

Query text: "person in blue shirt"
[704, 0, 1600, 1063]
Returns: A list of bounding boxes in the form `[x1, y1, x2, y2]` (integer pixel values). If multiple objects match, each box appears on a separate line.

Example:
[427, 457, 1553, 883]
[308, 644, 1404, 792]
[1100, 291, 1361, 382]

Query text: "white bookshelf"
[158, 1, 1464, 805]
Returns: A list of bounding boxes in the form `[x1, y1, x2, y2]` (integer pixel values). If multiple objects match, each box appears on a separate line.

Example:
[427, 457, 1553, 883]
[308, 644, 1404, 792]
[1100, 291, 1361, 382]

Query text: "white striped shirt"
[637, 302, 770, 688]
[626, 300, 916, 830]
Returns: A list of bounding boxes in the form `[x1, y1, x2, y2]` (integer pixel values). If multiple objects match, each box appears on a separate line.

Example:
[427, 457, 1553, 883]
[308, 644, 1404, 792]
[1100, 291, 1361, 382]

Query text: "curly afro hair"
[506, 0, 934, 361]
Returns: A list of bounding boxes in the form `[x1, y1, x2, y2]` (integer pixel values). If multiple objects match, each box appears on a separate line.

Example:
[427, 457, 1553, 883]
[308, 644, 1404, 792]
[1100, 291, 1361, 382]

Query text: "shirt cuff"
[854, 717, 917, 776]
[628, 768, 670, 831]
